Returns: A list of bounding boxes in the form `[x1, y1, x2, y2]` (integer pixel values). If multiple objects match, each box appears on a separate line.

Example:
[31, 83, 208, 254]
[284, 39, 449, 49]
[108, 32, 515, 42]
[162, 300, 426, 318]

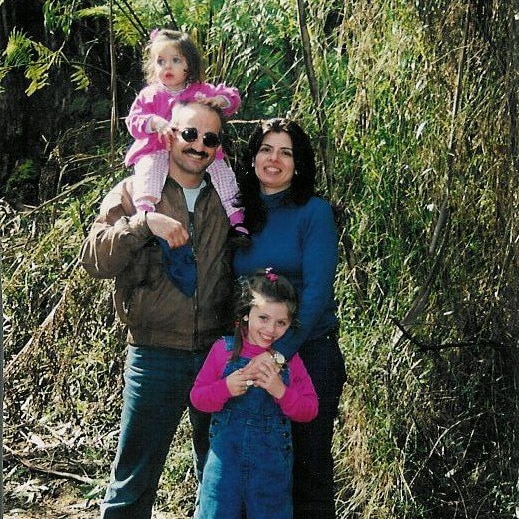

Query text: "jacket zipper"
[191, 182, 210, 350]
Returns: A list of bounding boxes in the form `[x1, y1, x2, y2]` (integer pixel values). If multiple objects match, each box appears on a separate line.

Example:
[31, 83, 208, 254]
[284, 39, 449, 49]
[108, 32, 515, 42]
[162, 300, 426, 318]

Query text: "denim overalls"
[197, 337, 293, 519]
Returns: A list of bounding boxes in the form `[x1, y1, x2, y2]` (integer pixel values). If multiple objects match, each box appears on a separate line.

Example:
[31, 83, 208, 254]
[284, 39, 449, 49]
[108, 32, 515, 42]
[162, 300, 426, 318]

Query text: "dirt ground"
[3, 482, 186, 519]
[4, 501, 97, 519]
[4, 499, 184, 519]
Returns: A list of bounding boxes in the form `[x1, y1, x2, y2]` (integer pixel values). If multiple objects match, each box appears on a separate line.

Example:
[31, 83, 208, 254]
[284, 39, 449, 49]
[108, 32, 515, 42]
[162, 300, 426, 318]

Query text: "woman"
[233, 118, 346, 519]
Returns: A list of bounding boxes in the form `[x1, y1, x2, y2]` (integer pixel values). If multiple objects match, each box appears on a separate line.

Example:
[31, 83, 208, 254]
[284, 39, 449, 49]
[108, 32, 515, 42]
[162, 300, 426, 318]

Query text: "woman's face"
[254, 131, 295, 195]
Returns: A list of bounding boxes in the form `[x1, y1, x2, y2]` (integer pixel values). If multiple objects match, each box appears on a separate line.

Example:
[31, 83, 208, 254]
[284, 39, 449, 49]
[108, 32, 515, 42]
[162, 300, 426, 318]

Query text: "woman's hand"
[241, 351, 276, 377]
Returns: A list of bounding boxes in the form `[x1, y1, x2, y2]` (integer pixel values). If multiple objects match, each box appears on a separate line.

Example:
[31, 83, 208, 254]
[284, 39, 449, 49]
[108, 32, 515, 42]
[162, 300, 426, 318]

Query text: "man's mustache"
[184, 148, 209, 159]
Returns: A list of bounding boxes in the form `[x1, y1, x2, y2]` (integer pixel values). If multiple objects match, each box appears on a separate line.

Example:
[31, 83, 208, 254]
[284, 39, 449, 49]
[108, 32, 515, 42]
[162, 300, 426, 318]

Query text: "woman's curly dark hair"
[236, 118, 317, 233]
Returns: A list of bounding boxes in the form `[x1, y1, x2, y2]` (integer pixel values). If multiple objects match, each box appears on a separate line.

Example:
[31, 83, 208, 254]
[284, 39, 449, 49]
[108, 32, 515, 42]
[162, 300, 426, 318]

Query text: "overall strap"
[223, 335, 235, 352]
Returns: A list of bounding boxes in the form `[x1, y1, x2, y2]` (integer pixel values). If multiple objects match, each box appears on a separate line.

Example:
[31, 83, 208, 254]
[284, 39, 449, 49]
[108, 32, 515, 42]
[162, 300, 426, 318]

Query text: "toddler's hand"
[194, 92, 228, 109]
[152, 116, 174, 149]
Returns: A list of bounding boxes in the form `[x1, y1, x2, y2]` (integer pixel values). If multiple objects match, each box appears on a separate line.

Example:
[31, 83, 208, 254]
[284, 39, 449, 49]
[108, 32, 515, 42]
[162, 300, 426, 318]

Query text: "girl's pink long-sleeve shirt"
[190, 337, 319, 423]
[124, 81, 241, 167]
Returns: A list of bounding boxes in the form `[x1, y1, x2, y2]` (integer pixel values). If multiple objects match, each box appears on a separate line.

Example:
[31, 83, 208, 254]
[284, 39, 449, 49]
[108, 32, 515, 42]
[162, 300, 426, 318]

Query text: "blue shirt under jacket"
[233, 189, 339, 359]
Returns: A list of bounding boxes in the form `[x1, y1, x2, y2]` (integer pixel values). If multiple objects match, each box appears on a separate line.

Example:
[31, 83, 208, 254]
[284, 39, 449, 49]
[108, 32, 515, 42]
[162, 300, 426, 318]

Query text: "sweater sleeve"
[125, 87, 155, 139]
[190, 339, 233, 412]
[125, 85, 172, 140]
[276, 354, 318, 422]
[274, 199, 338, 359]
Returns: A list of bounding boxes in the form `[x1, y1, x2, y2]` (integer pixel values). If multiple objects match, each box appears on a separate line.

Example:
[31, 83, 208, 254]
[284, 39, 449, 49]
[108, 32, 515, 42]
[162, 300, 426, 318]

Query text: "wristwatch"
[269, 349, 286, 368]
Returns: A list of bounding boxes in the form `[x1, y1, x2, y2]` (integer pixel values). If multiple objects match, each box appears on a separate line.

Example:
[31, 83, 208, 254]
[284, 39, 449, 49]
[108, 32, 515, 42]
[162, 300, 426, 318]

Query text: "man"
[80, 101, 233, 518]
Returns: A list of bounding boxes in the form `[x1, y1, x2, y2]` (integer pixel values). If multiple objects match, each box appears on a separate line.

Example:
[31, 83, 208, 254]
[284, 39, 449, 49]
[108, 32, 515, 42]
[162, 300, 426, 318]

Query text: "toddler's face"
[152, 42, 188, 90]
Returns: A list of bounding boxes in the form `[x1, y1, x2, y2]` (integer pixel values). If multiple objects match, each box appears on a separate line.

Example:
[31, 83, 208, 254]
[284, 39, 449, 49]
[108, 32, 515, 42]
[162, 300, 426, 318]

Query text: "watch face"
[274, 351, 285, 365]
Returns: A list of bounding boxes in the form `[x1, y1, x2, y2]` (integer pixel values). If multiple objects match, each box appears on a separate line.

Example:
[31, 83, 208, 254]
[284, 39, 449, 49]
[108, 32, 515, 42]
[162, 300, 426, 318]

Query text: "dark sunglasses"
[174, 127, 221, 148]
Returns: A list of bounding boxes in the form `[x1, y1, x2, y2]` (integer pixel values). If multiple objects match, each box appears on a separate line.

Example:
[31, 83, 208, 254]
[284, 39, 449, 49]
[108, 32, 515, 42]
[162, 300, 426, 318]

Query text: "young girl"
[124, 28, 245, 233]
[190, 268, 318, 519]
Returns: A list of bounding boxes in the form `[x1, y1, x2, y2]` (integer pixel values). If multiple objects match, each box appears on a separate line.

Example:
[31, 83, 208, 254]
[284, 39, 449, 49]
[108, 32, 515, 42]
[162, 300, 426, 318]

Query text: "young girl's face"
[246, 292, 291, 348]
[152, 41, 189, 90]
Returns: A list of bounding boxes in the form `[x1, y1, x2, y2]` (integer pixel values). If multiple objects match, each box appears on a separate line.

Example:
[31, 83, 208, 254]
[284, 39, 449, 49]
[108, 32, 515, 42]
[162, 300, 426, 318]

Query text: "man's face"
[169, 104, 222, 178]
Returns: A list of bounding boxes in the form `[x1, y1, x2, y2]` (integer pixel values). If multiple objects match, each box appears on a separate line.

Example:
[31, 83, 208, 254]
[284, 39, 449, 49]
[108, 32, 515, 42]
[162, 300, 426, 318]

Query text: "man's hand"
[145, 212, 189, 248]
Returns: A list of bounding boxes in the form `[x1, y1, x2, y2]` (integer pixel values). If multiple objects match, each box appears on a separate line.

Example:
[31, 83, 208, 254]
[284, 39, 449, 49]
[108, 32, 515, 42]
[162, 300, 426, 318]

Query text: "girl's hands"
[252, 361, 286, 399]
[226, 368, 253, 397]
[241, 353, 286, 399]
[226, 359, 286, 400]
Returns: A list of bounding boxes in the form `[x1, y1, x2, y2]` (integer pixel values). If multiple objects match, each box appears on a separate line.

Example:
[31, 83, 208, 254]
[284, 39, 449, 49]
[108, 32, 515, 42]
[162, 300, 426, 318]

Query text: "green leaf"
[71, 64, 90, 90]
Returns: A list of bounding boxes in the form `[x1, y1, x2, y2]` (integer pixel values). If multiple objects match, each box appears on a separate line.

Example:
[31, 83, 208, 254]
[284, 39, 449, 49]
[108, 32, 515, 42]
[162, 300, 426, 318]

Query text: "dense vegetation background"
[1, 1, 518, 517]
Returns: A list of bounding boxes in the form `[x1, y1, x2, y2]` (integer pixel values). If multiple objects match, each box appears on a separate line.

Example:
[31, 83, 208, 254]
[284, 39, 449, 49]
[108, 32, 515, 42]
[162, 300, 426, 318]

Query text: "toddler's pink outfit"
[125, 81, 242, 222]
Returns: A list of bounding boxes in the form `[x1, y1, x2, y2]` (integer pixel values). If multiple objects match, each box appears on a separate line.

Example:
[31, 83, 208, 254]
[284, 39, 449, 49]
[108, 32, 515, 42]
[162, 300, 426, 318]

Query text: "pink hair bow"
[265, 267, 278, 282]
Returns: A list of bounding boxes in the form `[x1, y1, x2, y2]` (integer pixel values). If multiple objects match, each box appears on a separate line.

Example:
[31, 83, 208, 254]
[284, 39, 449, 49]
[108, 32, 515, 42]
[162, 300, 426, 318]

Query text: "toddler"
[125, 28, 245, 234]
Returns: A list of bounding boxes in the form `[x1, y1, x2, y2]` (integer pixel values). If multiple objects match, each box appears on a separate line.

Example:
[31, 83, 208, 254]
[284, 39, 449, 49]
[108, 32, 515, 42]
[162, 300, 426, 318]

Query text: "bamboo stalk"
[14, 455, 95, 485]
[296, 0, 332, 186]
[392, 2, 471, 343]
[109, 0, 117, 170]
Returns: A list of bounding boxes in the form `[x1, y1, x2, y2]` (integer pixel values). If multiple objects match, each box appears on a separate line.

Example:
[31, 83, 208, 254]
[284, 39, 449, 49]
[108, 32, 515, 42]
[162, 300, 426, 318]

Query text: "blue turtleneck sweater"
[233, 190, 338, 359]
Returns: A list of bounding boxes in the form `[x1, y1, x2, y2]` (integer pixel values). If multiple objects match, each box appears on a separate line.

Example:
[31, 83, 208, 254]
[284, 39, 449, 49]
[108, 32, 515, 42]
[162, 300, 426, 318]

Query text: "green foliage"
[5, 159, 40, 203]
[2, 0, 519, 518]
[43, 0, 79, 36]
[3, 28, 33, 66]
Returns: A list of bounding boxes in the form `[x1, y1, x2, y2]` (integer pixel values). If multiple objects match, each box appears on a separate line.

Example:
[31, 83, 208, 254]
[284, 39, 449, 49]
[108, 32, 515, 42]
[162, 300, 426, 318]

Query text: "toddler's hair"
[143, 29, 204, 85]
[231, 268, 298, 359]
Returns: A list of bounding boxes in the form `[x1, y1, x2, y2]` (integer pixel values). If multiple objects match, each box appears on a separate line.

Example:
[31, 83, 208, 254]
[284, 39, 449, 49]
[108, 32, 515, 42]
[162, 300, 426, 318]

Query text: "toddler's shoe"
[228, 224, 251, 250]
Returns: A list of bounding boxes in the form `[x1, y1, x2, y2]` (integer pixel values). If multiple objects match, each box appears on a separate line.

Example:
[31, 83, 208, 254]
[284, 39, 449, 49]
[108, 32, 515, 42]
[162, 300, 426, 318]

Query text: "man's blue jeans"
[100, 345, 211, 519]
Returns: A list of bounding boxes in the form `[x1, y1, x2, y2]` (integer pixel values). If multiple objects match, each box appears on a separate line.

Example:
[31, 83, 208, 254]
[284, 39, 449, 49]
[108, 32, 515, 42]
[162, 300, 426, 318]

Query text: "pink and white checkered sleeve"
[206, 158, 243, 219]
